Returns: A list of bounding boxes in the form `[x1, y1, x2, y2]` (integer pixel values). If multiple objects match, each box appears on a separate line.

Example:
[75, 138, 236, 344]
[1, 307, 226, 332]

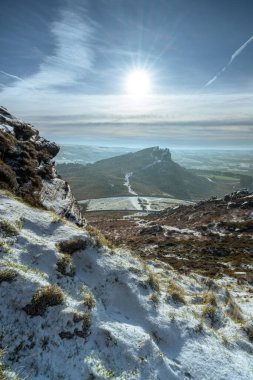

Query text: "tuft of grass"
[167, 281, 186, 304]
[83, 291, 96, 310]
[56, 239, 87, 255]
[57, 254, 76, 277]
[73, 311, 92, 338]
[225, 291, 244, 323]
[0, 269, 17, 283]
[86, 225, 115, 249]
[147, 271, 160, 292]
[23, 284, 64, 316]
[0, 219, 19, 237]
[15, 218, 23, 230]
[203, 292, 217, 307]
[150, 292, 159, 304]
[202, 304, 217, 323]
[201, 291, 220, 326]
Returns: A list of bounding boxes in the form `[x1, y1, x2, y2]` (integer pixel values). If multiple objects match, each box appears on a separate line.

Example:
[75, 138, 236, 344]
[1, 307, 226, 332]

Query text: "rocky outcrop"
[0, 106, 84, 226]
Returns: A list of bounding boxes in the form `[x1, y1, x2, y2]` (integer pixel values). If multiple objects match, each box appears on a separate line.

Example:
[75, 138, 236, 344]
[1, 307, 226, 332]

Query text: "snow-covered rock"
[0, 106, 83, 225]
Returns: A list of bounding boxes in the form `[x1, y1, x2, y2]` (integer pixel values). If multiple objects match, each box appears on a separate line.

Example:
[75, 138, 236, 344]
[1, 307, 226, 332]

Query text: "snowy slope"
[0, 190, 253, 380]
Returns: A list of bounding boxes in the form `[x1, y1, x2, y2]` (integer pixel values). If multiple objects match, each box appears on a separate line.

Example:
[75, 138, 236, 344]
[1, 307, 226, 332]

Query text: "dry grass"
[203, 292, 217, 307]
[225, 291, 244, 323]
[202, 291, 220, 326]
[86, 225, 115, 249]
[24, 284, 64, 316]
[73, 312, 92, 338]
[150, 292, 159, 304]
[83, 291, 96, 310]
[57, 254, 76, 277]
[0, 269, 17, 283]
[147, 271, 160, 292]
[167, 281, 186, 304]
[0, 219, 19, 237]
[56, 239, 87, 255]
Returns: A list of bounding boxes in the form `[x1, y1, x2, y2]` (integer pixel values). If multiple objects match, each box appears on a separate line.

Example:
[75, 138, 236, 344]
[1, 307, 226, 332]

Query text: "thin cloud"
[0, 71, 23, 81]
[205, 35, 253, 87]
[0, 9, 94, 92]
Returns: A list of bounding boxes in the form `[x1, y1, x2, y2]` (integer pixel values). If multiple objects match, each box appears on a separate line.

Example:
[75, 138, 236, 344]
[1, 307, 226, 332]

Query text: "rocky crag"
[0, 106, 83, 225]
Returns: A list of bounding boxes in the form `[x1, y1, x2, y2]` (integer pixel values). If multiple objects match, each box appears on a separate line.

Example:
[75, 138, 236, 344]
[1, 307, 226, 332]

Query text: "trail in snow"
[123, 172, 137, 195]
[124, 172, 152, 211]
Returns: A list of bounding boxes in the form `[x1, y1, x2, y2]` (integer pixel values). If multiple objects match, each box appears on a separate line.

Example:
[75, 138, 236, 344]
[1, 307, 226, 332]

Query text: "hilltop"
[57, 147, 214, 200]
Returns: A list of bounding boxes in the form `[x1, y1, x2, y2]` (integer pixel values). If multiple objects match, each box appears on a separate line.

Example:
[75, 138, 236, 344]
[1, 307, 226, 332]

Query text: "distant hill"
[57, 146, 215, 200]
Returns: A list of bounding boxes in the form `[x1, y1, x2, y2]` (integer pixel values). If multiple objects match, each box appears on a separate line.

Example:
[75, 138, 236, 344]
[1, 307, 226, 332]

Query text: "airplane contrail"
[204, 35, 253, 87]
[0, 70, 23, 81]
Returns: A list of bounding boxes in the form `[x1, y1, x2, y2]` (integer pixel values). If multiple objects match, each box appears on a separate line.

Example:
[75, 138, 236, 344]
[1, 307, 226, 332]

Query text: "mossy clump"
[23, 284, 64, 316]
[56, 239, 87, 255]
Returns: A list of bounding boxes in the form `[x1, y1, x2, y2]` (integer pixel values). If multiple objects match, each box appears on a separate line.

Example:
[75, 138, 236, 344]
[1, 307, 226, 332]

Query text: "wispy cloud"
[0, 71, 23, 81]
[1, 8, 94, 92]
[205, 35, 253, 87]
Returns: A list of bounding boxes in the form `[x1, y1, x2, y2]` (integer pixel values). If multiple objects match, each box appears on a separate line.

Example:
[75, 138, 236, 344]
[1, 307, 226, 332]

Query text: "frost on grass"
[23, 284, 64, 316]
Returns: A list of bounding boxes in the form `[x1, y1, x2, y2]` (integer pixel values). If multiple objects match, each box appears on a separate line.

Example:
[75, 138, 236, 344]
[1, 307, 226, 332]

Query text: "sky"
[0, 0, 253, 148]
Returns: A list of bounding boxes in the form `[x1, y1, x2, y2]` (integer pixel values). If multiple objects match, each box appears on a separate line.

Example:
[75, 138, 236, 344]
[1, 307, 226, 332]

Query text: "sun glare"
[125, 69, 151, 97]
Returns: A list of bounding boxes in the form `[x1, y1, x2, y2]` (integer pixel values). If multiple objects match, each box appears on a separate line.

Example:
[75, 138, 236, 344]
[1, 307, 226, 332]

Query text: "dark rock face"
[0, 106, 84, 226]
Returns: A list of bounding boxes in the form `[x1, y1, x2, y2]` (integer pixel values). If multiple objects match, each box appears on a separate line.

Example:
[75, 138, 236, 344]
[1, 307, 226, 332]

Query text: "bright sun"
[125, 69, 151, 97]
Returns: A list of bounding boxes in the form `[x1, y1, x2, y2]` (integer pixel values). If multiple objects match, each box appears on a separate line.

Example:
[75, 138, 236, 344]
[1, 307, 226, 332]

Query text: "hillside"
[1, 190, 253, 380]
[57, 147, 214, 200]
[0, 108, 253, 380]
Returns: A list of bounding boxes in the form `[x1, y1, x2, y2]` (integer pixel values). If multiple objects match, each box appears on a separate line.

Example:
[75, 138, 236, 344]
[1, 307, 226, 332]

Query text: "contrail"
[204, 35, 253, 87]
[0, 70, 23, 81]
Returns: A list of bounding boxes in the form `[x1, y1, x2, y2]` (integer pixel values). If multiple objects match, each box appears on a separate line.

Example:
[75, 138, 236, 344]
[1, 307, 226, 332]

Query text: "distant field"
[79, 196, 194, 212]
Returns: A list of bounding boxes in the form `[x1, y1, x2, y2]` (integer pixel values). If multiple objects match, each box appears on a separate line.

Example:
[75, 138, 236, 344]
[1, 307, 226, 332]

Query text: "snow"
[123, 173, 137, 195]
[0, 190, 253, 379]
[0, 123, 14, 135]
[79, 196, 193, 212]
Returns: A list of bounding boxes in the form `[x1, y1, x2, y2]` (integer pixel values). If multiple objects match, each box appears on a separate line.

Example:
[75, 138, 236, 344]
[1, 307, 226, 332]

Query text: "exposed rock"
[0, 106, 84, 226]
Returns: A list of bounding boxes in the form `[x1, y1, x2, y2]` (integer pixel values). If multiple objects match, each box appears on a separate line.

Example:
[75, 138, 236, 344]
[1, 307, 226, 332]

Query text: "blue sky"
[0, 0, 253, 147]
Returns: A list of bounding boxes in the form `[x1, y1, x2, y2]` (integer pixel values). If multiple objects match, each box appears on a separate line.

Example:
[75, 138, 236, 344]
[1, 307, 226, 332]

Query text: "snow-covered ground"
[79, 197, 193, 212]
[1, 190, 253, 379]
